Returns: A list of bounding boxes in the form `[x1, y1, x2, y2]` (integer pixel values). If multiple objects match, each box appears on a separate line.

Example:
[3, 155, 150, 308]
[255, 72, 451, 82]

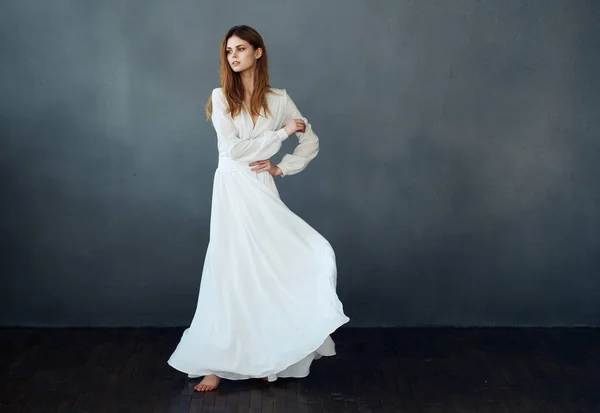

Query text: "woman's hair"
[206, 25, 272, 120]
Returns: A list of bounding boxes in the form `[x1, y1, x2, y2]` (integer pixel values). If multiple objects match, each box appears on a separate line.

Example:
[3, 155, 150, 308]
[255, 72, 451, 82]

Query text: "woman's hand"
[249, 159, 283, 176]
[284, 119, 306, 136]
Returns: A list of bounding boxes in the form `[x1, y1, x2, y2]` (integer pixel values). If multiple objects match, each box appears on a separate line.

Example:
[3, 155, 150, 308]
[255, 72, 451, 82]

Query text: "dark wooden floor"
[0, 327, 599, 412]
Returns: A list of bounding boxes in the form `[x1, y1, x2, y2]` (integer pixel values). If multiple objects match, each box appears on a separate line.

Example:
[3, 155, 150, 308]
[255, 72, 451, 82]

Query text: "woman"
[167, 25, 349, 392]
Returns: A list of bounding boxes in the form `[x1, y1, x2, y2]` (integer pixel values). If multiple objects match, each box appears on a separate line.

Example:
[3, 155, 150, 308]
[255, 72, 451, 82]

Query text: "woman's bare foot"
[194, 375, 221, 392]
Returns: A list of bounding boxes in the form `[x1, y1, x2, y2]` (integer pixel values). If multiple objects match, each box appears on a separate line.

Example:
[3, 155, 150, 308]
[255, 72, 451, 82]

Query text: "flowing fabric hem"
[167, 314, 349, 381]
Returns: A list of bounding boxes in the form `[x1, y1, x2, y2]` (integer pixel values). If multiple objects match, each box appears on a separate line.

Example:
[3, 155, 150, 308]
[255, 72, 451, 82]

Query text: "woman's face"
[226, 35, 262, 73]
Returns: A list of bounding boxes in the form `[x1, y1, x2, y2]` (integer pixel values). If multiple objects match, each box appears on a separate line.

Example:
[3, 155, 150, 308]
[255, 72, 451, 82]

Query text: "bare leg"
[194, 375, 221, 392]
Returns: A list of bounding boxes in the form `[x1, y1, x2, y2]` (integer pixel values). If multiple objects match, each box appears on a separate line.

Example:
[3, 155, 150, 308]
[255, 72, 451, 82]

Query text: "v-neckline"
[244, 104, 260, 130]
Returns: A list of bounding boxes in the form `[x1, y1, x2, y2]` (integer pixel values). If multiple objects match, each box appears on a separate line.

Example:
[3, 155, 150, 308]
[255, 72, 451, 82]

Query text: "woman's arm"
[276, 90, 320, 177]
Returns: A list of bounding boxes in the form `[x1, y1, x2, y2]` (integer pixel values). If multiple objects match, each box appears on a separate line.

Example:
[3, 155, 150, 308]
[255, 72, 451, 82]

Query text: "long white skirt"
[167, 157, 349, 382]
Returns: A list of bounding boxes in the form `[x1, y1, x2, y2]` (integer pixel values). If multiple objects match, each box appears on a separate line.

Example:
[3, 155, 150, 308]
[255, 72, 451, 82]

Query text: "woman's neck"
[240, 69, 255, 96]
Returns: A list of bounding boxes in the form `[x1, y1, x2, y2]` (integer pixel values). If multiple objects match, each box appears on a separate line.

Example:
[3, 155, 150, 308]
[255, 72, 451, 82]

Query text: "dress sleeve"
[276, 90, 320, 177]
[211, 88, 289, 162]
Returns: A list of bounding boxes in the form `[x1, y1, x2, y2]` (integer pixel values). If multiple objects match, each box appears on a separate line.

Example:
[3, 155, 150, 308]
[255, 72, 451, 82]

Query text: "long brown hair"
[205, 25, 272, 120]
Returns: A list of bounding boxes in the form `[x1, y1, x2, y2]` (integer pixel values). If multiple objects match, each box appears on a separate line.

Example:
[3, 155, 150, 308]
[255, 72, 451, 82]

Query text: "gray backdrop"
[1, 0, 599, 327]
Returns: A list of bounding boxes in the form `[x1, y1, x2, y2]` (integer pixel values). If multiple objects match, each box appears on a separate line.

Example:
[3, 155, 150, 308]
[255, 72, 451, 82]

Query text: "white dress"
[167, 87, 349, 382]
